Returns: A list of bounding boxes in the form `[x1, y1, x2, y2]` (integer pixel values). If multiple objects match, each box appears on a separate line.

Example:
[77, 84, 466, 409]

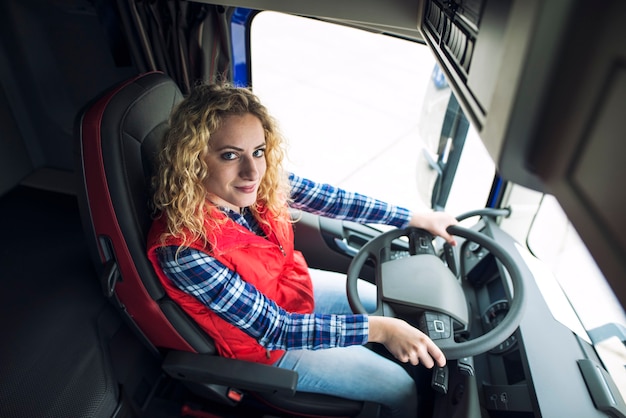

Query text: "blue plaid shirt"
[157, 173, 412, 351]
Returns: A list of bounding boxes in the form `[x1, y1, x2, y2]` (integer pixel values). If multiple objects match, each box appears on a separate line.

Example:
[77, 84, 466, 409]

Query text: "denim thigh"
[273, 269, 417, 418]
[309, 268, 378, 314]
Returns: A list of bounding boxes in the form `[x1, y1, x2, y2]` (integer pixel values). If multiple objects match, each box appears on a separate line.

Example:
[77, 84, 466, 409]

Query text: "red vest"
[146, 205, 314, 364]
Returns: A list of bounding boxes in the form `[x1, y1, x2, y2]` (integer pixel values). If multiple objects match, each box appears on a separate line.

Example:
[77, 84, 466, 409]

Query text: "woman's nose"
[240, 156, 259, 179]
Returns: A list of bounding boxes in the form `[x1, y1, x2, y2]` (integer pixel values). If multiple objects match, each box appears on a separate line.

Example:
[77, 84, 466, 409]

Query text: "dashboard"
[422, 219, 618, 417]
[380, 218, 606, 418]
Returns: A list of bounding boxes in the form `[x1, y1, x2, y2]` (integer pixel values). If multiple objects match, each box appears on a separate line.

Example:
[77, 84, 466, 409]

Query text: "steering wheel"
[346, 216, 526, 360]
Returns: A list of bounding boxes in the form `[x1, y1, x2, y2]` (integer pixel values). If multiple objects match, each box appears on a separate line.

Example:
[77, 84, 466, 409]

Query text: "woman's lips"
[236, 184, 257, 193]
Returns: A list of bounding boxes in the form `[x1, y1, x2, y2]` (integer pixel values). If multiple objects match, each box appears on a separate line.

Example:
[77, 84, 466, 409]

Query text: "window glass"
[250, 12, 494, 216]
[527, 194, 626, 331]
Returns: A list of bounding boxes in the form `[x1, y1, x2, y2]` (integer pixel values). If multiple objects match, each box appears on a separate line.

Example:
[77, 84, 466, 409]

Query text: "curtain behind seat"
[115, 0, 233, 94]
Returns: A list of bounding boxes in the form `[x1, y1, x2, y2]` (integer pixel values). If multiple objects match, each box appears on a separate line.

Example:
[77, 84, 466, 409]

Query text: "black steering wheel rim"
[346, 224, 526, 360]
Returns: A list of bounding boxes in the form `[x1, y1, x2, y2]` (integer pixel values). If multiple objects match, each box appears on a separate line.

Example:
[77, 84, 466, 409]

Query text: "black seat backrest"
[76, 72, 214, 354]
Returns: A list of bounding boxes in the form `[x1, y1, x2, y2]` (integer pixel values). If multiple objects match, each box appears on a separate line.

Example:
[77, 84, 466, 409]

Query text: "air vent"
[424, 1, 476, 76]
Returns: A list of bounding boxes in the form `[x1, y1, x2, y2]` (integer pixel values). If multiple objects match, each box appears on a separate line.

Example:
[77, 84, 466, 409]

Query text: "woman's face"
[202, 113, 267, 212]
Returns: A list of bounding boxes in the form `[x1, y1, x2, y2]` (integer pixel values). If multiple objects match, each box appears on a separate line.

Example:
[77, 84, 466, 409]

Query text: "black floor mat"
[0, 186, 121, 417]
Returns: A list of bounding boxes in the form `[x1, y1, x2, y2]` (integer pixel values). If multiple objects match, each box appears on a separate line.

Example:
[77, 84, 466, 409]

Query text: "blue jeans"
[274, 269, 417, 418]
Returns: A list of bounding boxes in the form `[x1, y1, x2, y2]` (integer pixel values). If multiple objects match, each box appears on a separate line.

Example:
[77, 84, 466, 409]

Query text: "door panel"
[292, 211, 378, 281]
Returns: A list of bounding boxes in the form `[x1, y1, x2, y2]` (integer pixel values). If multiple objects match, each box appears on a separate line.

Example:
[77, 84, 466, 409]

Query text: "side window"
[500, 185, 626, 332]
[526, 193, 625, 330]
[250, 11, 494, 216]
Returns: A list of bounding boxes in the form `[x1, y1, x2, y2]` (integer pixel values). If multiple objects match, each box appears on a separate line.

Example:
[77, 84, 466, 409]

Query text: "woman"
[147, 83, 457, 417]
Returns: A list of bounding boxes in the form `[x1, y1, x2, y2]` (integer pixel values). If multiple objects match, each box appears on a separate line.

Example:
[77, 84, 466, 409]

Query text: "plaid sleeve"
[156, 246, 369, 350]
[288, 172, 411, 228]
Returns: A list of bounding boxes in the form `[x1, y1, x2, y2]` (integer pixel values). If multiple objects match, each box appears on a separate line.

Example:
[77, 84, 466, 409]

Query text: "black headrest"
[99, 72, 183, 251]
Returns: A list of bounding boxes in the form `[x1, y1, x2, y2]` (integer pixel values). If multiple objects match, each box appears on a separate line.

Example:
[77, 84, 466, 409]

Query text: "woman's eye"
[253, 148, 266, 158]
[221, 152, 238, 161]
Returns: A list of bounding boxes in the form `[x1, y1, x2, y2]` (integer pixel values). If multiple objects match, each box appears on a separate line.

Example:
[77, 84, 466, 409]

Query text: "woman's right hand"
[368, 316, 446, 368]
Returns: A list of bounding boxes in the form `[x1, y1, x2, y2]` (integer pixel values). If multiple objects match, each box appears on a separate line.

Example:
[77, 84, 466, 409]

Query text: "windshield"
[250, 11, 494, 216]
[250, 11, 626, 337]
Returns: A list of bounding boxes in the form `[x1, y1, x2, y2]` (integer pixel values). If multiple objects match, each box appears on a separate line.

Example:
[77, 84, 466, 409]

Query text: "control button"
[434, 320, 445, 333]
[420, 312, 452, 340]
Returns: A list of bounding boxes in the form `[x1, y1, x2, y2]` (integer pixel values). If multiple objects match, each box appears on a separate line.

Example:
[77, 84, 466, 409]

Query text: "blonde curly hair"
[151, 82, 290, 248]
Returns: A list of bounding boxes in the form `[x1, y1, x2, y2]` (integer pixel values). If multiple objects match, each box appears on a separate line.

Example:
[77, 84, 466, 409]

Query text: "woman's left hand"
[408, 211, 458, 246]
